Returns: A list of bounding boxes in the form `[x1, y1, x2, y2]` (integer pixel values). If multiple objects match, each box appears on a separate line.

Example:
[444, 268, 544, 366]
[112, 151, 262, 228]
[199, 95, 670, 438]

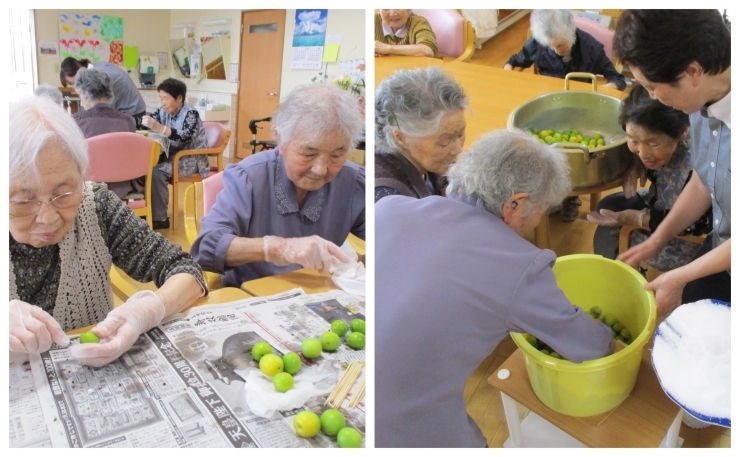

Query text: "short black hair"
[613, 10, 730, 83]
[618, 85, 689, 139]
[60, 57, 91, 86]
[157, 78, 187, 102]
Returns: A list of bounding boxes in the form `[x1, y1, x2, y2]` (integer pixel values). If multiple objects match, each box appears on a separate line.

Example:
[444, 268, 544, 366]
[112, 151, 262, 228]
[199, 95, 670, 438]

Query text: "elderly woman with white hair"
[504, 10, 626, 91]
[34, 83, 64, 105]
[375, 129, 615, 448]
[375, 66, 467, 202]
[190, 83, 365, 287]
[9, 96, 206, 367]
[504, 10, 626, 222]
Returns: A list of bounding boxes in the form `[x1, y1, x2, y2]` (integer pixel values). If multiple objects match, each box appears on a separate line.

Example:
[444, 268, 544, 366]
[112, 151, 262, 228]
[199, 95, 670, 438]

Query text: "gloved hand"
[69, 290, 165, 367]
[141, 115, 166, 134]
[9, 299, 70, 353]
[587, 209, 648, 228]
[263, 235, 350, 274]
[621, 156, 647, 199]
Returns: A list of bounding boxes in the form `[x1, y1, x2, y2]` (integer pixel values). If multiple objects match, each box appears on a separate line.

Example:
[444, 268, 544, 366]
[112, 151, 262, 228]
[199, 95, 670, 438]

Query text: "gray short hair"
[34, 84, 63, 104]
[10, 96, 89, 183]
[446, 129, 572, 217]
[375, 66, 468, 154]
[74, 68, 113, 103]
[271, 84, 363, 150]
[530, 10, 576, 47]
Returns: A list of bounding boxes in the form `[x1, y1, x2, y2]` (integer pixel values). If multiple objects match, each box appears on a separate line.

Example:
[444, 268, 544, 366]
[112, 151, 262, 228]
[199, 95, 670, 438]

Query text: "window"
[10, 9, 35, 102]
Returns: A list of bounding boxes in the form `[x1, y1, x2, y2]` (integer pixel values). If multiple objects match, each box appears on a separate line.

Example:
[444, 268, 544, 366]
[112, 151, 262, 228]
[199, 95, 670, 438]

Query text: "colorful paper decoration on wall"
[58, 13, 123, 63]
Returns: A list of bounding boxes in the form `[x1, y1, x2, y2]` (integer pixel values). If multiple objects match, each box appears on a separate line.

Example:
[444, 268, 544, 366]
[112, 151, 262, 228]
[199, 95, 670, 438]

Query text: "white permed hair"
[271, 83, 364, 150]
[530, 10, 577, 47]
[446, 129, 572, 217]
[10, 96, 89, 183]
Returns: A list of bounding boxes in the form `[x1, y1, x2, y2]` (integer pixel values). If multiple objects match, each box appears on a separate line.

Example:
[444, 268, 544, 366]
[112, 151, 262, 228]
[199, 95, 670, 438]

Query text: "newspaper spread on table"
[20, 288, 365, 448]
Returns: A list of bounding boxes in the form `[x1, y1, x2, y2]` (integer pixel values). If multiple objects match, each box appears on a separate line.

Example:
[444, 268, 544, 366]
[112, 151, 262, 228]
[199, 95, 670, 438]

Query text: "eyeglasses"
[9, 190, 84, 217]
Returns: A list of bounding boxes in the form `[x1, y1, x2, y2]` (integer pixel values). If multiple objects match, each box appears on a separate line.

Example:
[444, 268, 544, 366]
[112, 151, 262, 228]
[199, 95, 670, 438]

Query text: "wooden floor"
[460, 16, 730, 448]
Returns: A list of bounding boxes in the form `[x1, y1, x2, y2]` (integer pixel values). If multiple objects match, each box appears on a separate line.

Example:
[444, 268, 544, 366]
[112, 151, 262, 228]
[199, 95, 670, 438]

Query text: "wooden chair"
[171, 122, 231, 231]
[412, 9, 476, 62]
[184, 172, 226, 290]
[86, 132, 160, 228]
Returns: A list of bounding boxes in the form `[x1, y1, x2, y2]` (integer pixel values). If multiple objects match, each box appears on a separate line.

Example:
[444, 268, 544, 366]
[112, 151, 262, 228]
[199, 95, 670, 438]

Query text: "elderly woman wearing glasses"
[9, 96, 206, 367]
[375, 66, 467, 202]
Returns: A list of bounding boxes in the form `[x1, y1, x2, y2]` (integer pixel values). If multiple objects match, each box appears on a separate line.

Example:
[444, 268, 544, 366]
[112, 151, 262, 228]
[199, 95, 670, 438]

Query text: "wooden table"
[240, 269, 337, 297]
[377, 61, 628, 249]
[487, 348, 682, 448]
[374, 55, 444, 84]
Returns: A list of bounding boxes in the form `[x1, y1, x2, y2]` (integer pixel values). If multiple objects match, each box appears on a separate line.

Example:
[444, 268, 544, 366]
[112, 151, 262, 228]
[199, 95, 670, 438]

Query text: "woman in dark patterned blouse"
[142, 78, 209, 230]
[9, 96, 207, 367]
[587, 85, 712, 271]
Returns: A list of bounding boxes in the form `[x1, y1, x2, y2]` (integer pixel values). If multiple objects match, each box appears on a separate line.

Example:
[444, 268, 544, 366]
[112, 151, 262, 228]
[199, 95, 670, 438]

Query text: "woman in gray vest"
[375, 66, 468, 202]
[9, 96, 206, 367]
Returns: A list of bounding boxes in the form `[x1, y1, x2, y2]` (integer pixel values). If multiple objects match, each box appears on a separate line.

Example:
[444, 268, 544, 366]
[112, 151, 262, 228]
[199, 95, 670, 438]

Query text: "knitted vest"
[9, 182, 113, 331]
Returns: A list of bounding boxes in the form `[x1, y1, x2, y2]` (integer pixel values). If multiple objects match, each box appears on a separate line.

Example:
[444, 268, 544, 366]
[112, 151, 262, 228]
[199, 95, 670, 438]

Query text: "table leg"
[534, 212, 549, 249]
[590, 192, 601, 212]
[660, 408, 683, 448]
[501, 392, 525, 447]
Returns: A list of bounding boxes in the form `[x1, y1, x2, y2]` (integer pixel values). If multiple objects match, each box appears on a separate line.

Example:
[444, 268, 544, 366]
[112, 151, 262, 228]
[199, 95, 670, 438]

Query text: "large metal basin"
[507, 73, 632, 190]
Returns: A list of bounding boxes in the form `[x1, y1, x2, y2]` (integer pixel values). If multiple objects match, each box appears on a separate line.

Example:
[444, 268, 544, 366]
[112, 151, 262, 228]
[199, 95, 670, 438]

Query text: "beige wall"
[279, 9, 366, 100]
[34, 9, 366, 99]
[34, 9, 170, 89]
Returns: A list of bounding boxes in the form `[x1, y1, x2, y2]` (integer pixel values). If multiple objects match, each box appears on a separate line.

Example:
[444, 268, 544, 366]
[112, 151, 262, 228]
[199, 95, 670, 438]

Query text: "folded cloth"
[241, 360, 341, 418]
[652, 299, 731, 427]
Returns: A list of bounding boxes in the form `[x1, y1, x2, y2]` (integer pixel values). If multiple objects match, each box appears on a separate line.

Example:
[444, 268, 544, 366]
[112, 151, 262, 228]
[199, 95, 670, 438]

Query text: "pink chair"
[86, 132, 160, 228]
[411, 9, 476, 61]
[573, 15, 614, 60]
[184, 171, 224, 290]
[171, 122, 231, 231]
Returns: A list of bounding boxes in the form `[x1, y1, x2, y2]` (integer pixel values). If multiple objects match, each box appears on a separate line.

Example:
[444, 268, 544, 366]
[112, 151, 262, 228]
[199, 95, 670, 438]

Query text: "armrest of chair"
[454, 20, 476, 62]
[110, 266, 140, 302]
[618, 224, 642, 254]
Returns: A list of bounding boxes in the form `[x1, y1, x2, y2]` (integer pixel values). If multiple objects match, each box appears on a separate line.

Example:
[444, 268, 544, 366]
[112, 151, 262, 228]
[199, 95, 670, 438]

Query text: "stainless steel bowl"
[507, 73, 632, 190]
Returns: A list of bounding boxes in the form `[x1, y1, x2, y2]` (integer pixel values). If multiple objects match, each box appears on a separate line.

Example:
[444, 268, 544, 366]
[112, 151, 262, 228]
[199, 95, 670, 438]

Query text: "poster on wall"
[290, 9, 328, 70]
[58, 13, 124, 64]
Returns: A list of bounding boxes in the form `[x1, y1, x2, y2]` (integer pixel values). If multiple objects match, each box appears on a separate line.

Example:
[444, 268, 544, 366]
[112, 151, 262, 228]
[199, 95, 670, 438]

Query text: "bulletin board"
[58, 13, 124, 64]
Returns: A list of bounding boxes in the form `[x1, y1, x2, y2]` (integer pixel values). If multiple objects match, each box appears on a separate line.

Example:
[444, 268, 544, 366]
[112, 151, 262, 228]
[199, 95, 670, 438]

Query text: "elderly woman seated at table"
[142, 78, 209, 230]
[9, 96, 206, 367]
[190, 84, 365, 288]
[375, 66, 467, 202]
[504, 10, 627, 222]
[374, 9, 440, 58]
[72, 68, 141, 200]
[375, 129, 614, 448]
[588, 84, 712, 270]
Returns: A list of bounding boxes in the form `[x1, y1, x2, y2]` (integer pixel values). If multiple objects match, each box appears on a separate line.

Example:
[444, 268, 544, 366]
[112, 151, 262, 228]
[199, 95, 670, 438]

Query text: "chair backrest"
[411, 9, 466, 58]
[203, 122, 229, 150]
[86, 132, 159, 182]
[573, 15, 614, 60]
[202, 171, 225, 216]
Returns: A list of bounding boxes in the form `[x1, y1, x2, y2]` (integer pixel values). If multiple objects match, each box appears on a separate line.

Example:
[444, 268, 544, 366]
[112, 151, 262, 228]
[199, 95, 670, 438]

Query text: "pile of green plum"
[293, 409, 363, 447]
[529, 127, 607, 149]
[520, 306, 633, 362]
[250, 319, 366, 394]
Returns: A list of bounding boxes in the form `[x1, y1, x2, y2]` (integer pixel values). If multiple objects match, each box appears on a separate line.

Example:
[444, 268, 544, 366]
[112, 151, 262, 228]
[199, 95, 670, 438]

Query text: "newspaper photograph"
[21, 288, 365, 448]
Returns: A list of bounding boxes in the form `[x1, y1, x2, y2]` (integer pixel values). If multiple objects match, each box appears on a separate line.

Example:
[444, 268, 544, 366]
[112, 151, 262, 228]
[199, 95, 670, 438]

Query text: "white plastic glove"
[586, 209, 648, 228]
[69, 290, 165, 367]
[621, 156, 647, 199]
[263, 235, 350, 274]
[141, 115, 166, 134]
[9, 299, 70, 353]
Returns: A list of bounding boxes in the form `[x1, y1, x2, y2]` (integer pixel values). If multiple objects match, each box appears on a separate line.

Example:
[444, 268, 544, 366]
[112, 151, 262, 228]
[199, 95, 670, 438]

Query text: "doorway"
[236, 10, 286, 159]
